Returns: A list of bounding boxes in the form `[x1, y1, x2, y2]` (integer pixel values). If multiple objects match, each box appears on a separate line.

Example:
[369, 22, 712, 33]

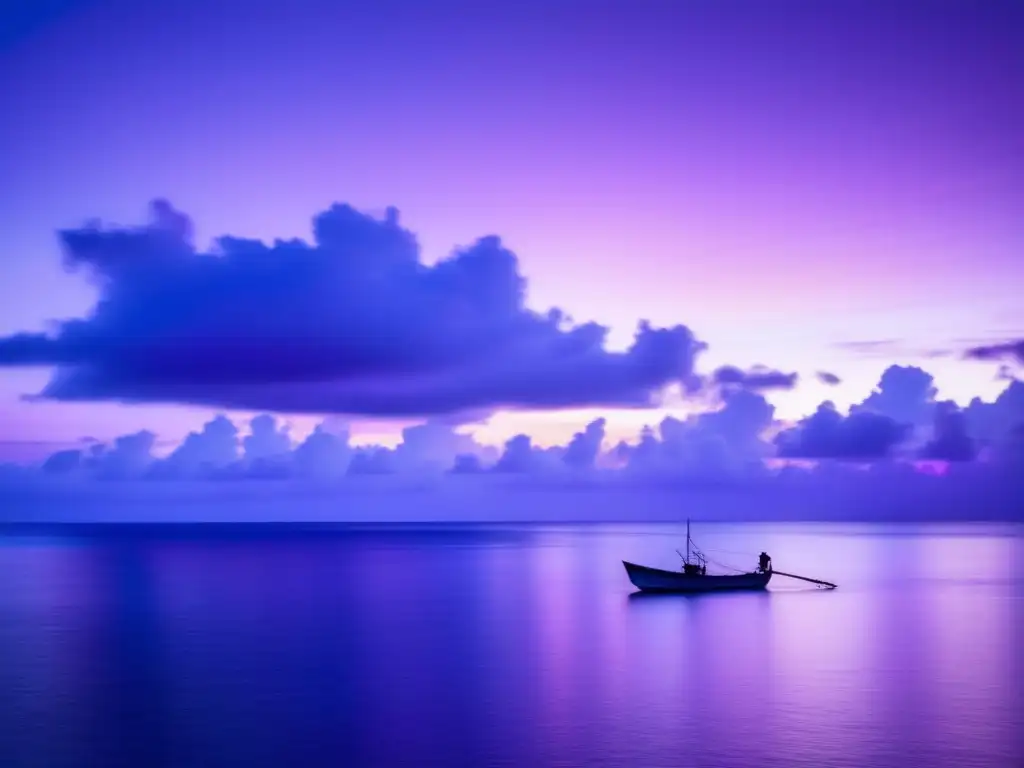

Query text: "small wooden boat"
[623, 561, 772, 593]
[623, 519, 772, 594]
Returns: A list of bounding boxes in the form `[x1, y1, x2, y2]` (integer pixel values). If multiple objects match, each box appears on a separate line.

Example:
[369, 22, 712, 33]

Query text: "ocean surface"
[0, 522, 1021, 767]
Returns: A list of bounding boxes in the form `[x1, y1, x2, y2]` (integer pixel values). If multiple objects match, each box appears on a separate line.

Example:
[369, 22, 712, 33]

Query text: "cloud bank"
[1, 363, 1021, 522]
[0, 200, 707, 417]
[15, 370, 1022, 488]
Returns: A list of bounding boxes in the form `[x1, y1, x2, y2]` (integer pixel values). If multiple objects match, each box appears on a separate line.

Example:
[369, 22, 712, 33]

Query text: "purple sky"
[1, 0, 1022, 457]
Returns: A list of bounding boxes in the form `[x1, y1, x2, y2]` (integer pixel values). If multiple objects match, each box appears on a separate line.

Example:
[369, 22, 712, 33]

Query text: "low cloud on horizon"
[3, 366, 1020, 489]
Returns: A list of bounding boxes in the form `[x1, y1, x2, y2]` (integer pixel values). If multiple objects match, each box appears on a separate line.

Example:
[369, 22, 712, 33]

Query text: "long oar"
[771, 570, 837, 589]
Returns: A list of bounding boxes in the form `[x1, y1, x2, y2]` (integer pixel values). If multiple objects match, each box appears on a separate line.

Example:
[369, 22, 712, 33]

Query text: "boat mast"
[686, 518, 691, 565]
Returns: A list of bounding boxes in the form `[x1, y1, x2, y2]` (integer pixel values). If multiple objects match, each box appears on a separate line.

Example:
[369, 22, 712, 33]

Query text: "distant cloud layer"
[775, 403, 910, 460]
[1, 369, 1020, 505]
[773, 365, 1022, 464]
[0, 200, 708, 417]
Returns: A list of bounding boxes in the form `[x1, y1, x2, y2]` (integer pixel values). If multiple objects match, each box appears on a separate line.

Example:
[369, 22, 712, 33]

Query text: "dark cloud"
[999, 424, 1024, 466]
[563, 418, 607, 470]
[963, 380, 1024, 447]
[34, 411, 493, 480]
[41, 449, 83, 475]
[450, 454, 485, 474]
[920, 401, 976, 462]
[493, 435, 563, 474]
[711, 365, 798, 392]
[0, 200, 706, 417]
[243, 414, 292, 462]
[318, 420, 496, 477]
[96, 430, 157, 479]
[816, 371, 841, 386]
[347, 448, 395, 476]
[775, 402, 911, 460]
[241, 415, 293, 477]
[855, 365, 937, 428]
[44, 431, 157, 479]
[160, 415, 240, 478]
[389, 420, 496, 473]
[964, 339, 1024, 365]
[292, 423, 352, 479]
[617, 388, 776, 478]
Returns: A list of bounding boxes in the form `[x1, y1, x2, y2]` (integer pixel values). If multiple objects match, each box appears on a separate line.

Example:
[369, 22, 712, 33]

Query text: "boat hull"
[623, 561, 772, 593]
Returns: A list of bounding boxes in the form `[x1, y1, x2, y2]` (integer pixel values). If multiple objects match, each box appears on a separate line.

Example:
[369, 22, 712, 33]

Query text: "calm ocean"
[1, 522, 1020, 767]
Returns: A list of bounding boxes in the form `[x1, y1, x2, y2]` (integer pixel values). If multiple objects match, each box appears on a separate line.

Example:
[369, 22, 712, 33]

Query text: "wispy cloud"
[963, 339, 1024, 365]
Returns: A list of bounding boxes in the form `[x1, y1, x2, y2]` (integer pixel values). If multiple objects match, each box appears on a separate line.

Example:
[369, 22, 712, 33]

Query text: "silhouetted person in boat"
[758, 552, 772, 573]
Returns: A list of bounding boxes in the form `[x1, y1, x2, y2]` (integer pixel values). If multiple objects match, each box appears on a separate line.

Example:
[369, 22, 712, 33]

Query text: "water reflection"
[0, 524, 1020, 767]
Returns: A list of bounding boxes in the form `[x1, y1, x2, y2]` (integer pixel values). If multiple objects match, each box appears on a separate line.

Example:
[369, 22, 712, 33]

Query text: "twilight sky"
[1, 0, 1022, 459]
